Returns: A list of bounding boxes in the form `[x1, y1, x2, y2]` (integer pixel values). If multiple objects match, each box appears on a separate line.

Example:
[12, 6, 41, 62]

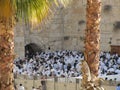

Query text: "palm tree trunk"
[0, 17, 15, 90]
[81, 0, 103, 90]
[85, 0, 101, 77]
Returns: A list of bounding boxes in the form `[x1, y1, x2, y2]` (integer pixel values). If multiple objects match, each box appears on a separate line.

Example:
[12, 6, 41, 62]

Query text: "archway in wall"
[25, 43, 42, 58]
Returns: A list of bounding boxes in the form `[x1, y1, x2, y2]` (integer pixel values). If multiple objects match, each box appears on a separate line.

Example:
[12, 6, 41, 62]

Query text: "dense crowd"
[100, 52, 120, 75]
[13, 50, 120, 78]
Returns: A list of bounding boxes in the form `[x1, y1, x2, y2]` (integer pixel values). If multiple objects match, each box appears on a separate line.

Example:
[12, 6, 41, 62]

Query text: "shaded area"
[25, 43, 42, 58]
[111, 45, 120, 55]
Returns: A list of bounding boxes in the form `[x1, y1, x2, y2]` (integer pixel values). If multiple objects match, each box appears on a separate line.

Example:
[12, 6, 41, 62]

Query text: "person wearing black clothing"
[41, 76, 46, 90]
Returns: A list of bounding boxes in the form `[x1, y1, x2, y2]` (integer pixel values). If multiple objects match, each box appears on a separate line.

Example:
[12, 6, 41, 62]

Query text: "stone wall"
[14, 23, 25, 58]
[15, 0, 120, 57]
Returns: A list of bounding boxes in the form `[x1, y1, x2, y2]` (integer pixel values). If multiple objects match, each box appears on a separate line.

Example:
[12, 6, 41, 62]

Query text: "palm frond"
[14, 0, 72, 29]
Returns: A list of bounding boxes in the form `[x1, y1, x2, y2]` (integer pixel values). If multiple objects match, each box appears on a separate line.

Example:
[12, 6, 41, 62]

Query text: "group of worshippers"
[13, 50, 120, 79]
[100, 52, 120, 75]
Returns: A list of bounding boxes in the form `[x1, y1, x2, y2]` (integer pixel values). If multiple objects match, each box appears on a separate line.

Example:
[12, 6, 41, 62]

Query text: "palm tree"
[81, 0, 104, 90]
[0, 0, 70, 90]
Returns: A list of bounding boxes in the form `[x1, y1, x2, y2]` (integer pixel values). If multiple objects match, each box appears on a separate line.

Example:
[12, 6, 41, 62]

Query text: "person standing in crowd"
[32, 86, 37, 90]
[41, 76, 46, 90]
[116, 83, 120, 90]
[18, 84, 25, 90]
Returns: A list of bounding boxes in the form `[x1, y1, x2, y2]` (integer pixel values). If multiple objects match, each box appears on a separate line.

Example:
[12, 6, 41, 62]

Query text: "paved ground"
[15, 79, 117, 90]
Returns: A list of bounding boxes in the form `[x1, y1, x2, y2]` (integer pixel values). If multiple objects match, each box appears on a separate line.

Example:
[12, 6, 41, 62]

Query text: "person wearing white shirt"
[18, 84, 25, 90]
[115, 68, 120, 74]
[117, 57, 120, 64]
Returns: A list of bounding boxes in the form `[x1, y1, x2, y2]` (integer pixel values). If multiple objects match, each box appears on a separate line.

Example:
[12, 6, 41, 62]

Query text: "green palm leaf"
[0, 0, 72, 28]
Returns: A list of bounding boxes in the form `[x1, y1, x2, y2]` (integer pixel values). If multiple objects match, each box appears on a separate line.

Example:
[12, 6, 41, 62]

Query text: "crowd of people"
[100, 52, 120, 75]
[13, 50, 120, 79]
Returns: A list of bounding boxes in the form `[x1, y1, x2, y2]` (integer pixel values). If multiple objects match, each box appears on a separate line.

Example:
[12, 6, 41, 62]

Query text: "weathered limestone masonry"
[14, 0, 120, 58]
[14, 23, 25, 58]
